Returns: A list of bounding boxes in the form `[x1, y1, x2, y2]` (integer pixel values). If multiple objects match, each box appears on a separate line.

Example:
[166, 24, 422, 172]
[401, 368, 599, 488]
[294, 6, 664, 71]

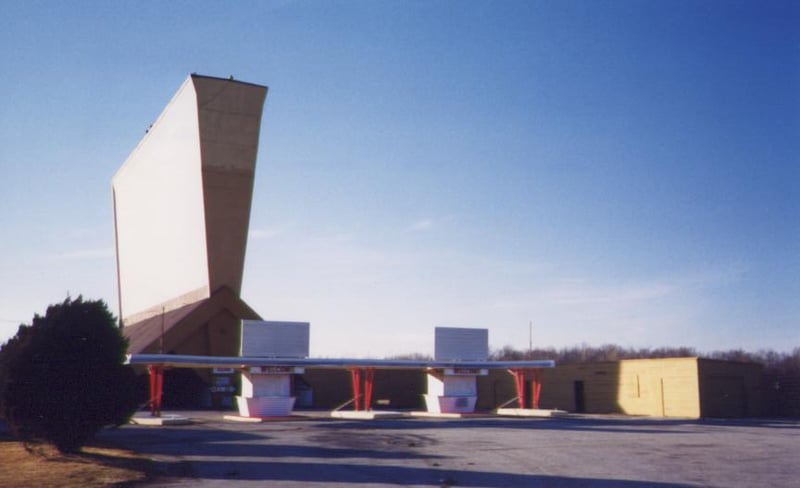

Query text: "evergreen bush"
[0, 297, 140, 452]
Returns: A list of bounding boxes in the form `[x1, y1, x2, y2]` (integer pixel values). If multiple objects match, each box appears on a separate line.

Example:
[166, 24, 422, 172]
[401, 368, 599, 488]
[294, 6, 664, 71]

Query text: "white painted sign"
[434, 327, 488, 361]
[240, 320, 310, 358]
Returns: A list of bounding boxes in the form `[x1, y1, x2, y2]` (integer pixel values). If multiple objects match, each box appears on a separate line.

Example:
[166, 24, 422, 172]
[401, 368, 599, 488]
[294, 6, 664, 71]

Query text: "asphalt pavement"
[95, 412, 798, 487]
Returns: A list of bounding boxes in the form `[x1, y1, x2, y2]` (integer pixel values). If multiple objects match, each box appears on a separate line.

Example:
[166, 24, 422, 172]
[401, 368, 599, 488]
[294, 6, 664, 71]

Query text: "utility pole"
[529, 320, 532, 354]
[160, 306, 165, 354]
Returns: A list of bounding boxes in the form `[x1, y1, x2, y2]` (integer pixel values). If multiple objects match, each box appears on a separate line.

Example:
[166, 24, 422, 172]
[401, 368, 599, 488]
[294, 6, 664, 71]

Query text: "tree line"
[392, 344, 800, 377]
[489, 343, 800, 377]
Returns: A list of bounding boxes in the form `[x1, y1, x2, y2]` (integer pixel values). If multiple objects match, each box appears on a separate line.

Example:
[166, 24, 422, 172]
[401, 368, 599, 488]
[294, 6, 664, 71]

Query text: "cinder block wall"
[477, 370, 517, 409]
[698, 359, 763, 417]
[301, 369, 425, 409]
[292, 358, 763, 418]
[522, 359, 703, 418]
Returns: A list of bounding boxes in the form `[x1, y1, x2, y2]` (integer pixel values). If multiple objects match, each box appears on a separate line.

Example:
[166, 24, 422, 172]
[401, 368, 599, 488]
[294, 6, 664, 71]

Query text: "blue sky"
[1, 1, 797, 357]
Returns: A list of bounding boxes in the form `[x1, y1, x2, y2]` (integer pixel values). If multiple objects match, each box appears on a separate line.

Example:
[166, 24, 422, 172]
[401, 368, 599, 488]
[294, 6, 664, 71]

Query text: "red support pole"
[511, 368, 526, 409]
[531, 369, 542, 409]
[148, 365, 164, 417]
[350, 368, 362, 411]
[148, 365, 155, 416]
[363, 368, 375, 411]
[157, 366, 164, 415]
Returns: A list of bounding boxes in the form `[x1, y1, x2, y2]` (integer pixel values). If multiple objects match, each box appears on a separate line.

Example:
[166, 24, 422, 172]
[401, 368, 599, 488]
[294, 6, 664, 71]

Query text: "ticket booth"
[235, 320, 309, 417]
[423, 327, 489, 414]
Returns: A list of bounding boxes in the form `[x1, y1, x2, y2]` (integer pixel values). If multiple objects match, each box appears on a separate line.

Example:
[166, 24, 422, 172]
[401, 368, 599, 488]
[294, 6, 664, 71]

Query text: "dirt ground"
[0, 439, 151, 488]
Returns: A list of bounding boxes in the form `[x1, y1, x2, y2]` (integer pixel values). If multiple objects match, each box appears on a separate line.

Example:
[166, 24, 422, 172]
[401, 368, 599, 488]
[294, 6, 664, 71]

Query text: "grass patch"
[0, 438, 152, 487]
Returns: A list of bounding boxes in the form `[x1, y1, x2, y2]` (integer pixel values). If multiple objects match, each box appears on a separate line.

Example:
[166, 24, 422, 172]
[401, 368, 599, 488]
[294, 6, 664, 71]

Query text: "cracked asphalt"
[96, 413, 799, 487]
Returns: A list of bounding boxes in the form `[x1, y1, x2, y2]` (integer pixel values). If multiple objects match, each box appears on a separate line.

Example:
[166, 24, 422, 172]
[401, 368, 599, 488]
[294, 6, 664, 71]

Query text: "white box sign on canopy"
[434, 326, 489, 362]
[240, 320, 310, 358]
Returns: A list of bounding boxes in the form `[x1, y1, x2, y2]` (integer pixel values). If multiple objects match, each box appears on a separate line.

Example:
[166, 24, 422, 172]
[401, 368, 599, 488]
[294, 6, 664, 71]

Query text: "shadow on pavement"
[153, 458, 696, 487]
[313, 416, 704, 435]
[99, 425, 444, 461]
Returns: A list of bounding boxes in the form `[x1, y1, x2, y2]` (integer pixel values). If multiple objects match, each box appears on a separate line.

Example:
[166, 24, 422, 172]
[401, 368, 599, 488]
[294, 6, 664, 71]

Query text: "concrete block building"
[477, 357, 763, 418]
